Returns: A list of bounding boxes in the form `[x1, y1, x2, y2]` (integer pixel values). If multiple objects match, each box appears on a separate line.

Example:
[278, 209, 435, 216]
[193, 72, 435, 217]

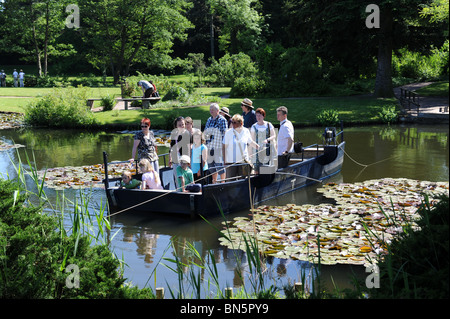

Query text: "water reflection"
[0, 124, 448, 295]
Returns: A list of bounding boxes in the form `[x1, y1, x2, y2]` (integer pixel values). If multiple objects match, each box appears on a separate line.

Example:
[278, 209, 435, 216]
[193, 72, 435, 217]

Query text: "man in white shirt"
[19, 69, 25, 87]
[276, 106, 294, 169]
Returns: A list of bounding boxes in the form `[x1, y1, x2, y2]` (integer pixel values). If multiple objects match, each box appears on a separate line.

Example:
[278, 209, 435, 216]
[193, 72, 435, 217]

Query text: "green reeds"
[360, 194, 449, 298]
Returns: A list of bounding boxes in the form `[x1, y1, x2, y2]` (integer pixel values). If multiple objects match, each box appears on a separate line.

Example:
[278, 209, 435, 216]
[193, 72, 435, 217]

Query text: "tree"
[0, 0, 73, 76]
[78, 0, 193, 84]
[208, 0, 263, 55]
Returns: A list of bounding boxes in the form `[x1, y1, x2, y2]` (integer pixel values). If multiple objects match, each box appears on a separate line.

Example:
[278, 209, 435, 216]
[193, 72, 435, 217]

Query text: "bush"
[162, 86, 189, 102]
[378, 105, 398, 124]
[24, 86, 97, 128]
[392, 43, 448, 81]
[206, 53, 259, 87]
[316, 109, 340, 126]
[100, 94, 116, 111]
[230, 76, 266, 97]
[0, 178, 154, 299]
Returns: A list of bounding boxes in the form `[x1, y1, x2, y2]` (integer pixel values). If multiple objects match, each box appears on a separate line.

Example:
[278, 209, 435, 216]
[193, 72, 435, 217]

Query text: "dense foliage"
[0, 0, 448, 96]
[0, 178, 154, 298]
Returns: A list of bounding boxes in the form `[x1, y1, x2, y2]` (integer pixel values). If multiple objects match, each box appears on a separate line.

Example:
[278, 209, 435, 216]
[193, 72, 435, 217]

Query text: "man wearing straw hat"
[220, 106, 232, 128]
[241, 98, 257, 128]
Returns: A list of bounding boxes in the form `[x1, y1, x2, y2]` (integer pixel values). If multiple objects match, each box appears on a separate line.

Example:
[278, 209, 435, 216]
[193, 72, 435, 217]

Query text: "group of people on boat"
[121, 98, 295, 193]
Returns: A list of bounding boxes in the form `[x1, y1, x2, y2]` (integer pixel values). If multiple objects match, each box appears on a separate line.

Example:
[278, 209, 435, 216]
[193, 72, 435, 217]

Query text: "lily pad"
[219, 178, 449, 266]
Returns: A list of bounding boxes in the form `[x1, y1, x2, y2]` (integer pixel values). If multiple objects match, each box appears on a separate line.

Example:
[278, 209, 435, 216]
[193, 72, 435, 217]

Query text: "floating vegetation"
[220, 178, 449, 267]
[37, 162, 135, 190]
[0, 112, 24, 130]
[0, 140, 25, 151]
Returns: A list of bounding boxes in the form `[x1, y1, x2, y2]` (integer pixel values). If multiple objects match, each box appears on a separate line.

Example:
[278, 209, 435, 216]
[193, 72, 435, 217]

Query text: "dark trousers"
[278, 154, 291, 169]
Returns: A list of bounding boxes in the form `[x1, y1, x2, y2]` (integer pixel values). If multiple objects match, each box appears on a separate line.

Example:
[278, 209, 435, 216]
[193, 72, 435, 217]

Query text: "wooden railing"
[400, 88, 420, 115]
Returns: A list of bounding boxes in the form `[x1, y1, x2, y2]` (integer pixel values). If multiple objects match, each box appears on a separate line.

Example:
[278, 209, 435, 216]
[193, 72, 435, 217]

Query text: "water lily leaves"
[0, 112, 24, 130]
[37, 162, 135, 190]
[220, 178, 449, 267]
[0, 140, 25, 151]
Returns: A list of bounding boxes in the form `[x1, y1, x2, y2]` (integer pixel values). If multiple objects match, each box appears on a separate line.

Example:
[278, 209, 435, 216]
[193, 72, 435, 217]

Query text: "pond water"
[1, 123, 448, 297]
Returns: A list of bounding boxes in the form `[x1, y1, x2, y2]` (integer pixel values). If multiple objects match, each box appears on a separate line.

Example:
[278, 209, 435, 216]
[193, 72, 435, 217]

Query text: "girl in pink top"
[139, 159, 163, 190]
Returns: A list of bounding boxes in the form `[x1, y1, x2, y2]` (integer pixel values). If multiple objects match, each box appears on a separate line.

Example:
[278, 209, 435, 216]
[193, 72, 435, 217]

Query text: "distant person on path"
[276, 106, 294, 169]
[137, 80, 154, 98]
[13, 69, 18, 87]
[0, 70, 6, 87]
[204, 103, 227, 183]
[130, 118, 159, 174]
[241, 98, 257, 128]
[19, 69, 25, 87]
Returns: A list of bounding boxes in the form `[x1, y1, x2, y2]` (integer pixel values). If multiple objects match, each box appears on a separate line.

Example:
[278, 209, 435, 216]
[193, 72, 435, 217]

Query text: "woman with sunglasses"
[130, 118, 159, 173]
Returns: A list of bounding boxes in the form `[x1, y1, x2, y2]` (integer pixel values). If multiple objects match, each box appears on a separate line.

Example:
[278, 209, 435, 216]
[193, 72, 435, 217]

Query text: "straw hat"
[220, 107, 231, 118]
[241, 98, 253, 109]
[179, 155, 191, 164]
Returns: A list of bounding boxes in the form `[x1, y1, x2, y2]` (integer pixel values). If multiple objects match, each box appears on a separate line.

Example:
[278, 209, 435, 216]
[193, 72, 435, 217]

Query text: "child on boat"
[119, 171, 141, 189]
[139, 158, 163, 190]
[191, 131, 208, 184]
[177, 155, 201, 192]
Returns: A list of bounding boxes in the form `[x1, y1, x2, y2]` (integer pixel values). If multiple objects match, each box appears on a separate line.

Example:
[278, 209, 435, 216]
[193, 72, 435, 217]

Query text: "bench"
[118, 97, 161, 110]
[86, 98, 103, 109]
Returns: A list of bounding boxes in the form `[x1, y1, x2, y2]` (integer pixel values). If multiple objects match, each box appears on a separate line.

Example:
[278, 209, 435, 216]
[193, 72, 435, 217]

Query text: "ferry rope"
[338, 145, 393, 168]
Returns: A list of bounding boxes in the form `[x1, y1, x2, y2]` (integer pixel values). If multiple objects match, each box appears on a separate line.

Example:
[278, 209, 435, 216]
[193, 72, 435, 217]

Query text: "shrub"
[162, 86, 189, 102]
[378, 105, 398, 124]
[100, 94, 116, 111]
[392, 43, 448, 81]
[316, 109, 340, 126]
[230, 76, 266, 97]
[0, 177, 154, 299]
[206, 52, 259, 87]
[24, 86, 97, 128]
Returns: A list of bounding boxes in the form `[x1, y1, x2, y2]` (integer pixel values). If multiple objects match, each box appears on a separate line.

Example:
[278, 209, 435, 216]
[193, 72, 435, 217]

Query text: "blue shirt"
[242, 110, 257, 128]
[191, 144, 208, 174]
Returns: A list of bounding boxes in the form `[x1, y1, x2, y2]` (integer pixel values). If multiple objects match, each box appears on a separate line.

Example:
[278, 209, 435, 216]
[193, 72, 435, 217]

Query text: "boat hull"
[104, 142, 345, 217]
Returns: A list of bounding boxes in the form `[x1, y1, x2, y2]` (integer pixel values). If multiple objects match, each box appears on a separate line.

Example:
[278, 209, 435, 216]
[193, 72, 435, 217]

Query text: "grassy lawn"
[0, 87, 122, 113]
[93, 95, 398, 129]
[415, 81, 449, 97]
[1, 85, 399, 128]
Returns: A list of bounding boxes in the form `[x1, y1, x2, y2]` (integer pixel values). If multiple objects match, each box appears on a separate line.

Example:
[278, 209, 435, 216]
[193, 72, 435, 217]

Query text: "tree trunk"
[43, 2, 50, 76]
[374, 6, 394, 98]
